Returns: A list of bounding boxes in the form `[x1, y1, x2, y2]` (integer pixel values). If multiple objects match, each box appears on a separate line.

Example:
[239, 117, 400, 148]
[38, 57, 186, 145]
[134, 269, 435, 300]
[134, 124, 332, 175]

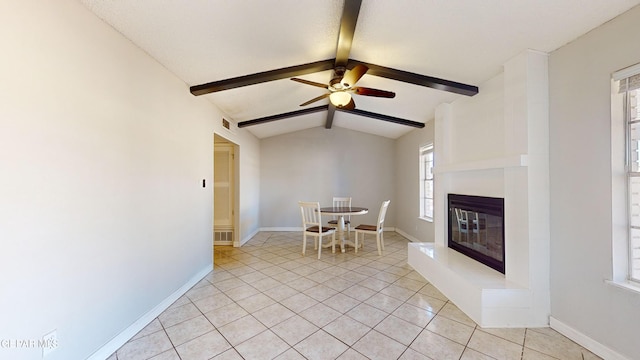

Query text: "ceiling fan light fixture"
[329, 91, 351, 107]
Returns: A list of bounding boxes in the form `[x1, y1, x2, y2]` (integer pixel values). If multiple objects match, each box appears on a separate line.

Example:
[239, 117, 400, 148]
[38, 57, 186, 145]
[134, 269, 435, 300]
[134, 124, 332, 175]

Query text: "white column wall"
[414, 49, 550, 328]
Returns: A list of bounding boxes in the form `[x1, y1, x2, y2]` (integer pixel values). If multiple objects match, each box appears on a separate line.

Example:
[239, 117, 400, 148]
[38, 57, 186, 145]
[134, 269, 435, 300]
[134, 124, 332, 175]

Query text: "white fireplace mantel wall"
[409, 49, 550, 327]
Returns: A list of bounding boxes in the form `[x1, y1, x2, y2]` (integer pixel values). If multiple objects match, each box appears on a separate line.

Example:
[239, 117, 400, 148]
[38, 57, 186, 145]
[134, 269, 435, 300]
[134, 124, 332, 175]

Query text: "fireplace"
[448, 194, 505, 273]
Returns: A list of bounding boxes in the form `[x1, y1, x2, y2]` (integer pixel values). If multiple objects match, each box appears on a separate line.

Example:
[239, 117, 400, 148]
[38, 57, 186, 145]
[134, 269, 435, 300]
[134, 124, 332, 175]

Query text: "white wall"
[394, 121, 436, 242]
[259, 126, 396, 228]
[237, 138, 261, 243]
[0, 1, 260, 359]
[549, 5, 640, 359]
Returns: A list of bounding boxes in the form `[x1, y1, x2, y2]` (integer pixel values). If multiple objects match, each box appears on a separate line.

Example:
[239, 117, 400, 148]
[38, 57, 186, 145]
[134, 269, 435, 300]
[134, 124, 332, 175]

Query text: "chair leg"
[317, 236, 322, 259]
[354, 232, 359, 253]
[380, 231, 385, 251]
[302, 233, 307, 256]
[376, 233, 382, 256]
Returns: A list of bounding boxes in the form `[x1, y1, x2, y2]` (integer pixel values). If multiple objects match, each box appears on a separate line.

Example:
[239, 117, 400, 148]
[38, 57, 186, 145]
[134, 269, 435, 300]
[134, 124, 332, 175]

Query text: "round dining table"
[319, 206, 368, 252]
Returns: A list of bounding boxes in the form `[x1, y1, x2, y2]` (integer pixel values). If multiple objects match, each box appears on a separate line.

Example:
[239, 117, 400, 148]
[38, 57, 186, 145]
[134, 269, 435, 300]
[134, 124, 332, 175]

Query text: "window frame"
[612, 63, 640, 287]
[625, 88, 640, 283]
[419, 143, 434, 222]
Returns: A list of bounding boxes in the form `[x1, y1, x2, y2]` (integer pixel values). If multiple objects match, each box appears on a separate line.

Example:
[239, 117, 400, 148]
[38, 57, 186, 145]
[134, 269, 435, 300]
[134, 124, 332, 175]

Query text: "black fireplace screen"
[448, 194, 505, 273]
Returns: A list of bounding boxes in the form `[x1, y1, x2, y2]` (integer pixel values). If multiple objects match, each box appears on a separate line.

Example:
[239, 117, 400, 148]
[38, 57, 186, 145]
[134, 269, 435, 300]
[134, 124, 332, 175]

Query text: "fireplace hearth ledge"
[408, 242, 541, 328]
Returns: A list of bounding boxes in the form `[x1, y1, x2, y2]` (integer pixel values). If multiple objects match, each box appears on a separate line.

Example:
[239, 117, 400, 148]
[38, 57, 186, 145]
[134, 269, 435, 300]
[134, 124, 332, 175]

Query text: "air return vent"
[214, 230, 233, 242]
[222, 118, 230, 130]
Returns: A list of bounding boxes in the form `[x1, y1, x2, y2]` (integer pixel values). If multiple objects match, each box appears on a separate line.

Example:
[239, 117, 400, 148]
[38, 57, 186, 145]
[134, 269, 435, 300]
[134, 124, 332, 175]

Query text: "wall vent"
[222, 118, 230, 130]
[214, 230, 233, 242]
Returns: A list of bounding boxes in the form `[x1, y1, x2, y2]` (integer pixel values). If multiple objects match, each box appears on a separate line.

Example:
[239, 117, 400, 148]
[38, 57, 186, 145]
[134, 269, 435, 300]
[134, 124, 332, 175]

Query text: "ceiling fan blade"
[341, 64, 368, 88]
[190, 59, 335, 96]
[300, 93, 330, 106]
[291, 78, 329, 89]
[347, 59, 478, 97]
[335, 0, 362, 67]
[352, 86, 395, 98]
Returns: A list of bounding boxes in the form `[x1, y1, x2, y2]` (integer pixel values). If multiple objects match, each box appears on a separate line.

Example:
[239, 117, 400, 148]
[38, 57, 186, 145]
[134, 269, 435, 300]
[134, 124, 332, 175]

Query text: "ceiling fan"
[291, 64, 395, 110]
[189, 0, 478, 130]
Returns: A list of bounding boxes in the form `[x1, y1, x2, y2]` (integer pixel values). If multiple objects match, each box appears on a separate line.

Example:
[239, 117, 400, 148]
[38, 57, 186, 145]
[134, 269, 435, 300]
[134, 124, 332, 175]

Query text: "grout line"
[116, 232, 593, 360]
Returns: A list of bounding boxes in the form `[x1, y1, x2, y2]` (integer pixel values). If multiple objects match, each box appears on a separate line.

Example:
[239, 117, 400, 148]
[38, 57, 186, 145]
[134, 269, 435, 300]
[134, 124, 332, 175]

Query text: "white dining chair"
[327, 196, 352, 239]
[354, 200, 390, 256]
[472, 211, 487, 246]
[454, 208, 470, 243]
[299, 201, 336, 259]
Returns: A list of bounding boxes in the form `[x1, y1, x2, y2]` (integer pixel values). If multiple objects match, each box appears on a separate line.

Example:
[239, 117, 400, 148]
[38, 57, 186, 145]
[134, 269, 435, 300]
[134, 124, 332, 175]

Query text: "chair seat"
[306, 225, 335, 233]
[354, 224, 377, 231]
[300, 201, 336, 259]
[328, 219, 350, 225]
[354, 200, 390, 256]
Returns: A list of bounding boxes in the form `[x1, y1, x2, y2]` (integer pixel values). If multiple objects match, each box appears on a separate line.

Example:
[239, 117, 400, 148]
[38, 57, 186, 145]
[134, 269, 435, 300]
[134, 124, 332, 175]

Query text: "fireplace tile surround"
[408, 50, 550, 328]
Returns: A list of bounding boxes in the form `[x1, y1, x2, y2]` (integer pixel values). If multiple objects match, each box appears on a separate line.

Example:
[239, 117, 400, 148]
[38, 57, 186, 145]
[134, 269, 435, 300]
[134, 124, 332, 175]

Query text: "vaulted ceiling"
[80, 0, 640, 139]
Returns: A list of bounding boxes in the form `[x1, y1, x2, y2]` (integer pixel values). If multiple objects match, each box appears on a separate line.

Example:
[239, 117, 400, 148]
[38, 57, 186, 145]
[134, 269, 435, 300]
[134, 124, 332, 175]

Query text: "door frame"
[213, 133, 240, 247]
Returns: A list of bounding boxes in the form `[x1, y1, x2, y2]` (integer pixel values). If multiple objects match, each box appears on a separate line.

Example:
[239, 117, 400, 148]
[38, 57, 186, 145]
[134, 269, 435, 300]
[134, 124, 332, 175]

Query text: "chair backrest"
[454, 208, 469, 232]
[299, 201, 322, 229]
[333, 197, 352, 220]
[376, 200, 391, 230]
[472, 211, 485, 232]
[333, 197, 352, 208]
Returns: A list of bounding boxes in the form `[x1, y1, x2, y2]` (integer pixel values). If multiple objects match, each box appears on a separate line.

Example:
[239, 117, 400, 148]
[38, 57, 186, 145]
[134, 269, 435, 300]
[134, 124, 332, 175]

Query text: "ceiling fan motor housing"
[329, 77, 346, 91]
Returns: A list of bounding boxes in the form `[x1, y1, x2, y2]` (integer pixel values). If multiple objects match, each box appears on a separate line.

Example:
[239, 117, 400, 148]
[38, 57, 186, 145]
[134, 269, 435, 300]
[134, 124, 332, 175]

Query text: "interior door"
[214, 143, 234, 245]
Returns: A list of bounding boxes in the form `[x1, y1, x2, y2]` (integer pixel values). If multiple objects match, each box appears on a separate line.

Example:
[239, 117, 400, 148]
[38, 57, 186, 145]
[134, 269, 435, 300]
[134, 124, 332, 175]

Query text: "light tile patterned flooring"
[108, 231, 601, 360]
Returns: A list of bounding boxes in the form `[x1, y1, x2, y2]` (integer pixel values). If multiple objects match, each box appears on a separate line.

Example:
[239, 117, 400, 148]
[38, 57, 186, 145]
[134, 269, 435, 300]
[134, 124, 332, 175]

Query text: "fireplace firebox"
[448, 194, 505, 273]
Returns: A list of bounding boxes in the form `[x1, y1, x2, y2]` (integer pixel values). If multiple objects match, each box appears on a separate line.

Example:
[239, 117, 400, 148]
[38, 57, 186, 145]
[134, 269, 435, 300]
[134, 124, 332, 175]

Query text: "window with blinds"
[615, 66, 640, 283]
[419, 144, 434, 221]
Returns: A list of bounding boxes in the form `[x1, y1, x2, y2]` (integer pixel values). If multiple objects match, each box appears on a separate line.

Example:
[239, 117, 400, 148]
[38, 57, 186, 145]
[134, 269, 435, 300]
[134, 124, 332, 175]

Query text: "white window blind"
[616, 64, 640, 283]
[618, 73, 640, 93]
[419, 144, 434, 221]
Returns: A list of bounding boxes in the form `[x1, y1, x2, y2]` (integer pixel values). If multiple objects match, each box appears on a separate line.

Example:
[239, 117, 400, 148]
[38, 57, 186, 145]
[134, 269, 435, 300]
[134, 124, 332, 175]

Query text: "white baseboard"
[550, 317, 630, 360]
[256, 227, 407, 236]
[237, 228, 260, 247]
[394, 227, 421, 243]
[259, 227, 301, 232]
[86, 264, 213, 360]
[257, 227, 402, 233]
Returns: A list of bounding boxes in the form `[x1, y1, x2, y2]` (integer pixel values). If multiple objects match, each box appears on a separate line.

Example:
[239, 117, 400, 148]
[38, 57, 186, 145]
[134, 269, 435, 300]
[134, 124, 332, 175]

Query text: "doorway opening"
[213, 134, 239, 248]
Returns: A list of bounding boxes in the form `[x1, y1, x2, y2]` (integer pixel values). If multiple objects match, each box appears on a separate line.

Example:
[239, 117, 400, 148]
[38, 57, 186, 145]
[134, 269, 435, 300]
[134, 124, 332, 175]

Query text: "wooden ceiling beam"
[237, 105, 424, 129]
[348, 59, 478, 97]
[334, 0, 362, 68]
[190, 59, 335, 96]
[237, 105, 328, 128]
[336, 108, 425, 128]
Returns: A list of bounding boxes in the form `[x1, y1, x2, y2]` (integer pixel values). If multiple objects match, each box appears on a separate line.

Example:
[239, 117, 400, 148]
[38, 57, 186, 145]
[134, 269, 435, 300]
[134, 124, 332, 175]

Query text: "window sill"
[604, 279, 640, 294]
[419, 216, 433, 223]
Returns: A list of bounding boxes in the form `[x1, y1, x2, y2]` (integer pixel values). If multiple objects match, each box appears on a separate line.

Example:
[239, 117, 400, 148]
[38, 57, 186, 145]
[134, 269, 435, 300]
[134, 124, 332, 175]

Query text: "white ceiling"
[80, 0, 640, 139]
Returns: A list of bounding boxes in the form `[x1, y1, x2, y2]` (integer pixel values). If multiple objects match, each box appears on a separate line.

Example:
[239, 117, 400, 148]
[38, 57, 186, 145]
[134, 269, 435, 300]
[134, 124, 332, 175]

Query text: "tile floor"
[108, 231, 601, 360]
